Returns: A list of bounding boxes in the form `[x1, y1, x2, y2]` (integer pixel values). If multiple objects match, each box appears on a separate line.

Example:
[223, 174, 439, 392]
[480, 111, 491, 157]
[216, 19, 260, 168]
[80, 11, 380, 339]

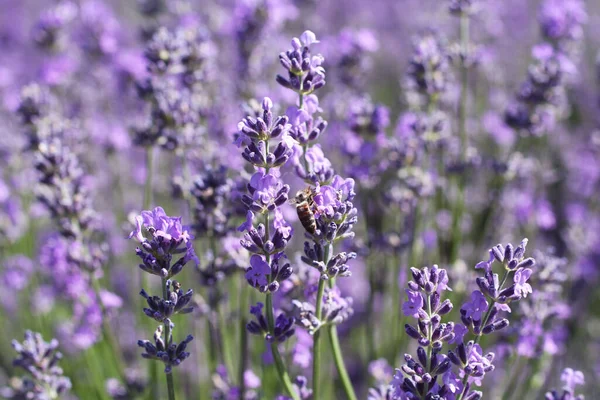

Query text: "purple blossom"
[248, 171, 289, 212]
[245, 255, 271, 288]
[402, 289, 423, 318]
[451, 324, 469, 345]
[513, 268, 533, 298]
[3, 331, 71, 398]
[560, 368, 584, 391]
[539, 0, 587, 43]
[130, 206, 190, 244]
[475, 250, 495, 272]
[277, 30, 326, 95]
[545, 368, 585, 400]
[130, 207, 197, 277]
[465, 344, 494, 380]
[462, 291, 488, 321]
[238, 210, 255, 232]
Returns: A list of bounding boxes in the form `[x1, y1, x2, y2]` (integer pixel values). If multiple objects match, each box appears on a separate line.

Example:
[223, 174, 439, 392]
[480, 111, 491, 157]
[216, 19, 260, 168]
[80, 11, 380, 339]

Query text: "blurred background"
[0, 0, 599, 399]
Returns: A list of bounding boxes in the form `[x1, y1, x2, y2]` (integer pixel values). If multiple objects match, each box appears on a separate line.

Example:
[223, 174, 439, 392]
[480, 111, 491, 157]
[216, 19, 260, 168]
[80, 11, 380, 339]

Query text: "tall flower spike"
[394, 265, 456, 399]
[133, 24, 213, 150]
[131, 207, 196, 390]
[450, 239, 537, 400]
[236, 93, 298, 399]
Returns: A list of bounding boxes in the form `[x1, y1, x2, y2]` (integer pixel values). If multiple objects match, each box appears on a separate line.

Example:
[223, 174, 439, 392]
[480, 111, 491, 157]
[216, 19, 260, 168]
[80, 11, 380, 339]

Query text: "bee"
[290, 186, 318, 235]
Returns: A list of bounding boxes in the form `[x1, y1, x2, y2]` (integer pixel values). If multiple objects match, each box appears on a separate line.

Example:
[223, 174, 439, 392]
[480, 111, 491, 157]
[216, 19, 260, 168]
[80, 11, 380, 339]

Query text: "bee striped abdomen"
[297, 201, 317, 234]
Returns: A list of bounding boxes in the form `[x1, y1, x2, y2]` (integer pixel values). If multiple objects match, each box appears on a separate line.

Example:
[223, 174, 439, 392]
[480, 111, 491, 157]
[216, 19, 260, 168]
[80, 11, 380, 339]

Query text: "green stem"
[435, 154, 447, 261]
[312, 279, 327, 399]
[456, 269, 510, 400]
[364, 282, 377, 361]
[238, 281, 250, 400]
[327, 326, 358, 400]
[449, 11, 470, 264]
[262, 209, 299, 400]
[324, 244, 358, 400]
[218, 300, 235, 384]
[408, 202, 423, 268]
[206, 320, 218, 373]
[181, 154, 193, 220]
[266, 294, 300, 400]
[144, 147, 155, 210]
[298, 90, 310, 175]
[144, 146, 159, 400]
[162, 277, 177, 400]
[165, 373, 176, 400]
[390, 252, 402, 363]
[458, 13, 470, 163]
[91, 277, 127, 380]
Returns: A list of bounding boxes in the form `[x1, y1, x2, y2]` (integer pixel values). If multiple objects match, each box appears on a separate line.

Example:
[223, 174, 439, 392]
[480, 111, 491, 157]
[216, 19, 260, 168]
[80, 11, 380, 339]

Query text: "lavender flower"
[539, 0, 587, 45]
[393, 265, 455, 399]
[276, 29, 358, 400]
[341, 96, 390, 186]
[247, 302, 295, 343]
[140, 280, 194, 322]
[276, 31, 326, 96]
[236, 87, 299, 400]
[320, 287, 354, 326]
[451, 239, 536, 399]
[236, 98, 293, 169]
[545, 368, 585, 400]
[137, 326, 194, 374]
[129, 206, 198, 278]
[131, 207, 196, 376]
[134, 24, 213, 151]
[329, 28, 379, 91]
[32, 1, 76, 52]
[212, 364, 262, 400]
[1, 331, 71, 399]
[189, 164, 238, 238]
[405, 31, 452, 109]
[511, 250, 570, 358]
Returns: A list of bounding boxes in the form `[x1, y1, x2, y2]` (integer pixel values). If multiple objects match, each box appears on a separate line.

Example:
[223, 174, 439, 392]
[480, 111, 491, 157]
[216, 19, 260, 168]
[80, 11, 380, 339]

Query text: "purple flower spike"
[5, 331, 72, 398]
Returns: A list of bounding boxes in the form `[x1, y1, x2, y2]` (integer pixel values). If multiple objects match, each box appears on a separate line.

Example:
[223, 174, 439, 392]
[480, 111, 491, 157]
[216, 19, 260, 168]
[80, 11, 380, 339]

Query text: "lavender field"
[1, 0, 599, 399]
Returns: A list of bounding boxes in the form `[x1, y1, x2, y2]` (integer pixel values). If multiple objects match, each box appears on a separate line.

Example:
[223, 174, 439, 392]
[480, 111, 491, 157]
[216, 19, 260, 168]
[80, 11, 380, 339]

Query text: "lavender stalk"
[1, 331, 72, 400]
[278, 31, 358, 400]
[449, 0, 473, 263]
[130, 207, 198, 400]
[236, 96, 299, 399]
